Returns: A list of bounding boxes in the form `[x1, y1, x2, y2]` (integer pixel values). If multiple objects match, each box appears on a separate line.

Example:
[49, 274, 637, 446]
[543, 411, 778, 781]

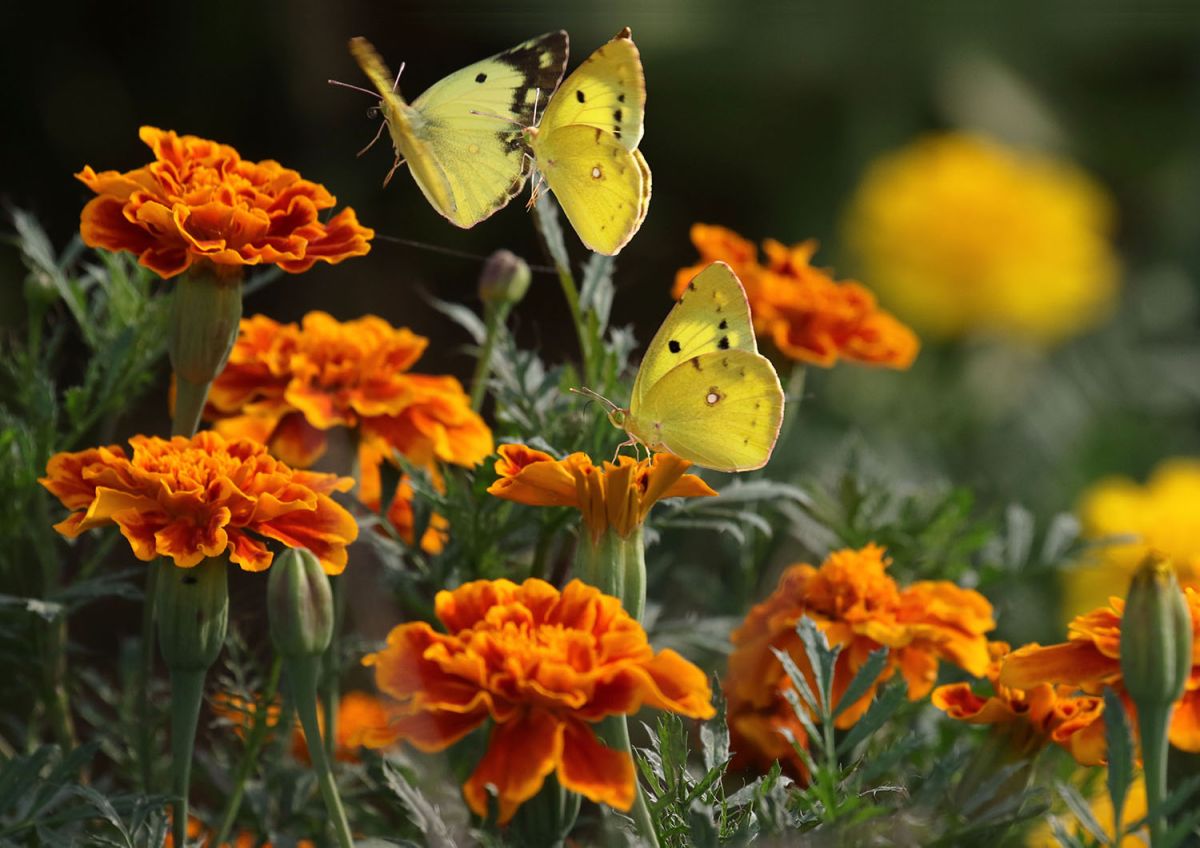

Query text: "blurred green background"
[4, 0, 1200, 602]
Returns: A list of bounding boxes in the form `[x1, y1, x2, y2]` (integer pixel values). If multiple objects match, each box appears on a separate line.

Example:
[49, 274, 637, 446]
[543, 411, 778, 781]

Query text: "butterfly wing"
[630, 262, 756, 408]
[539, 27, 645, 150]
[534, 125, 647, 255]
[411, 31, 569, 227]
[350, 37, 456, 220]
[630, 350, 784, 472]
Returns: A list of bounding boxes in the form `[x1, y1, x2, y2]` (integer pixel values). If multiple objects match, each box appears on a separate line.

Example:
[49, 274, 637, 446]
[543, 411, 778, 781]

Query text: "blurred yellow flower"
[1027, 775, 1147, 847]
[845, 132, 1118, 345]
[1066, 458, 1200, 619]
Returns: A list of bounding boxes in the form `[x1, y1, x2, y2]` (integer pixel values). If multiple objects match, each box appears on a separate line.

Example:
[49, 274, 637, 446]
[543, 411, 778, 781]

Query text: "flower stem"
[210, 655, 283, 847]
[1139, 704, 1172, 846]
[603, 715, 659, 848]
[469, 302, 509, 412]
[168, 667, 206, 848]
[137, 562, 159, 791]
[530, 194, 592, 383]
[289, 656, 355, 848]
[322, 576, 345, 764]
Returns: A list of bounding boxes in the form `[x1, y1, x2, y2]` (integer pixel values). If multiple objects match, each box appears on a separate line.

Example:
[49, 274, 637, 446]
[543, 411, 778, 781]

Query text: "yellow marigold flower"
[362, 578, 714, 823]
[1066, 458, 1200, 619]
[76, 126, 373, 279]
[999, 589, 1200, 760]
[674, 225, 919, 369]
[845, 132, 1118, 344]
[931, 641, 1106, 764]
[39, 431, 357, 573]
[1027, 775, 1148, 847]
[724, 544, 994, 778]
[206, 311, 493, 551]
[486, 444, 717, 541]
[291, 690, 395, 764]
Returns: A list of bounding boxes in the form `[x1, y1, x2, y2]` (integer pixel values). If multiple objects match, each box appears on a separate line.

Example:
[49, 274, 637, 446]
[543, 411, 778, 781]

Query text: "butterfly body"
[614, 262, 785, 472]
[527, 28, 651, 255]
[349, 33, 568, 228]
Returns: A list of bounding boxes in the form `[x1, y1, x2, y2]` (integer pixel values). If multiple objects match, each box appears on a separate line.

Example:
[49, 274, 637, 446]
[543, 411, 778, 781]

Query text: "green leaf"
[836, 683, 906, 757]
[830, 647, 888, 721]
[381, 762, 458, 848]
[1055, 781, 1109, 845]
[795, 616, 839, 717]
[699, 683, 730, 774]
[1103, 687, 1133, 836]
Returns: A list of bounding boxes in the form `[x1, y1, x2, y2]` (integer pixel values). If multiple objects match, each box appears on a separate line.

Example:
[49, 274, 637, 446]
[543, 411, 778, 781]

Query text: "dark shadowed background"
[4, 2, 1200, 638]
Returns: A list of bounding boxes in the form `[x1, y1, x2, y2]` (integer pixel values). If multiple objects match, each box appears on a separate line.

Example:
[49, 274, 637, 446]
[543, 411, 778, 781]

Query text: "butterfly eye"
[366, 105, 382, 120]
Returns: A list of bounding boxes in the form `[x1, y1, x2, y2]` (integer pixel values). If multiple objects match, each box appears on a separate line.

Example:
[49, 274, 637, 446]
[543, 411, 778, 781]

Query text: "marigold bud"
[479, 250, 531, 309]
[157, 558, 229, 672]
[268, 547, 335, 658]
[1121, 553, 1192, 707]
[168, 268, 243, 386]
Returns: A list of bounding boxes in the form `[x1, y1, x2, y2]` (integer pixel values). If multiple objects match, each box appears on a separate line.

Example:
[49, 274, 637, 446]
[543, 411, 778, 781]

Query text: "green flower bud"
[157, 558, 229, 672]
[168, 267, 243, 386]
[479, 249, 531, 309]
[1121, 553, 1192, 707]
[268, 547, 334, 658]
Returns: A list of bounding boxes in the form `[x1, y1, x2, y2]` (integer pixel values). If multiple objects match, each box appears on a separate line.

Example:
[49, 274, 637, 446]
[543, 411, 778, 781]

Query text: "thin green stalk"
[469, 303, 508, 412]
[138, 562, 159, 791]
[602, 716, 659, 848]
[529, 196, 591, 381]
[1139, 706, 1171, 846]
[322, 576, 344, 763]
[168, 668, 206, 848]
[41, 616, 76, 751]
[291, 658, 355, 848]
[210, 656, 284, 847]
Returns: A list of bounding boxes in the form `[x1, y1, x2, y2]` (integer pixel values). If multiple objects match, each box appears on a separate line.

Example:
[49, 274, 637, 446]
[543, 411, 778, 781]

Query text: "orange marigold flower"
[931, 641, 1107, 765]
[206, 312, 493, 551]
[674, 224, 919, 369]
[211, 691, 282, 741]
[39, 431, 357, 573]
[998, 588, 1200, 759]
[292, 690, 395, 764]
[486, 444, 717, 541]
[76, 126, 373, 279]
[362, 578, 715, 823]
[724, 544, 994, 777]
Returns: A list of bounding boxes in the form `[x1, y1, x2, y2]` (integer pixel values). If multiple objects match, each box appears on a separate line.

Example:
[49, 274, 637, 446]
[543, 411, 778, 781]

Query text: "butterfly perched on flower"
[588, 262, 785, 472]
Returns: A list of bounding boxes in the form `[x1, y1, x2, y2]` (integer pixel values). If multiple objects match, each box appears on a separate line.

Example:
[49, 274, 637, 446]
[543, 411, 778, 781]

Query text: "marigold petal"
[487, 444, 580, 507]
[556, 718, 636, 811]
[999, 642, 1120, 690]
[462, 710, 564, 824]
[1169, 690, 1200, 752]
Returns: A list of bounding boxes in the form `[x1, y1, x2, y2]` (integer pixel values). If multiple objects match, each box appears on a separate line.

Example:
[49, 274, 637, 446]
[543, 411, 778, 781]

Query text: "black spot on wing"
[718, 336, 730, 350]
[498, 31, 569, 123]
[618, 93, 626, 103]
[668, 340, 681, 353]
[690, 357, 702, 371]
[576, 89, 586, 103]
[614, 108, 623, 122]
[718, 319, 728, 330]
[476, 72, 487, 83]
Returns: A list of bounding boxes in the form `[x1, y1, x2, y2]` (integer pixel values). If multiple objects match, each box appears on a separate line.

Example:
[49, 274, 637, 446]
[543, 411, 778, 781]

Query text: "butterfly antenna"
[392, 61, 405, 91]
[569, 386, 620, 413]
[531, 88, 542, 126]
[357, 121, 387, 157]
[328, 78, 381, 99]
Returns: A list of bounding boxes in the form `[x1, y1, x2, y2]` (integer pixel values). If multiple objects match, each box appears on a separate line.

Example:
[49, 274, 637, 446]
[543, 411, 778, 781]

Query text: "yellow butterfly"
[525, 27, 651, 256]
[348, 33, 568, 228]
[590, 262, 785, 472]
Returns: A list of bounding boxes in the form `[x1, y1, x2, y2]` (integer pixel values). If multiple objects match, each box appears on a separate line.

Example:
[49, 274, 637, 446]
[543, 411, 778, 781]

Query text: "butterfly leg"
[382, 156, 408, 188]
[611, 436, 639, 464]
[357, 121, 387, 157]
